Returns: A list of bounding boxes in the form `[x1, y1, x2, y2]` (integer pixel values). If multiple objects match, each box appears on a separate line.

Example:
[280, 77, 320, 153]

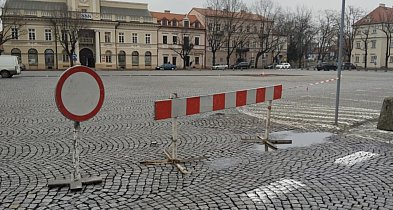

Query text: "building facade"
[2, 0, 158, 70]
[151, 10, 205, 69]
[190, 7, 287, 69]
[352, 3, 393, 69]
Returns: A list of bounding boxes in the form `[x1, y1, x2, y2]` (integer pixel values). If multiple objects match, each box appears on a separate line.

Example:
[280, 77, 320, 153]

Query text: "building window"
[11, 27, 19, 40]
[45, 29, 52, 41]
[105, 50, 112, 63]
[28, 48, 38, 65]
[372, 27, 377, 34]
[28, 29, 36, 40]
[356, 42, 361, 49]
[162, 19, 168, 26]
[371, 40, 376, 48]
[61, 30, 68, 42]
[163, 56, 168, 64]
[132, 51, 139, 66]
[145, 51, 152, 66]
[118, 51, 126, 66]
[195, 37, 200, 46]
[173, 36, 177, 44]
[195, 22, 200, 28]
[371, 55, 377, 63]
[195, 57, 200, 65]
[105, 32, 111, 43]
[172, 57, 176, 65]
[62, 50, 69, 62]
[44, 49, 54, 67]
[145, 34, 151, 44]
[184, 20, 189, 28]
[132, 33, 138, 43]
[172, 21, 177, 27]
[163, 35, 168, 44]
[390, 56, 393, 63]
[355, 56, 359, 63]
[11, 48, 22, 62]
[119, 32, 124, 43]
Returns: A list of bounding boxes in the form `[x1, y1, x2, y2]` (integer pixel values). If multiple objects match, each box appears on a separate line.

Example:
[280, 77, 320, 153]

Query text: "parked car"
[276, 63, 291, 69]
[232, 62, 250, 69]
[155, 63, 177, 70]
[264, 64, 275, 69]
[212, 64, 228, 70]
[342, 62, 356, 70]
[0, 55, 22, 78]
[316, 62, 338, 71]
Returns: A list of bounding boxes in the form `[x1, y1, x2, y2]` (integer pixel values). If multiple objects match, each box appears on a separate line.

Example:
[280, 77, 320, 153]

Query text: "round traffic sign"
[55, 66, 104, 122]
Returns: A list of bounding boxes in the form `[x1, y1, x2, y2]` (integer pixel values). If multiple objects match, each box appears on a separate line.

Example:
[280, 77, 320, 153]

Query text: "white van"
[0, 55, 21, 78]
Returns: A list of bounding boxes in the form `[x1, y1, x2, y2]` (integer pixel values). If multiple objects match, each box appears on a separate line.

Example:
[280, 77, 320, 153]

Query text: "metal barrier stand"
[242, 100, 292, 150]
[141, 93, 206, 174]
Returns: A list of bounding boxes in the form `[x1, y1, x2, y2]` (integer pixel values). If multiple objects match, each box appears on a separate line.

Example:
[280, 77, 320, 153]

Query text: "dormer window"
[162, 19, 168, 26]
[195, 22, 200, 28]
[172, 21, 177, 27]
[183, 19, 189, 28]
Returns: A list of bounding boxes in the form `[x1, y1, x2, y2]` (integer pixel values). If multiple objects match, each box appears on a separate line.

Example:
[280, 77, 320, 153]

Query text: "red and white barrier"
[155, 85, 283, 120]
[143, 84, 283, 174]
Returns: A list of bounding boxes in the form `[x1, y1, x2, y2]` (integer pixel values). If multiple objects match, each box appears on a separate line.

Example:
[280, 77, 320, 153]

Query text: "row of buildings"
[0, 0, 287, 70]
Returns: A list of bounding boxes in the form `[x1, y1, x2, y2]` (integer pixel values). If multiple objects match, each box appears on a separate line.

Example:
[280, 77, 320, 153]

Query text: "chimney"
[164, 10, 170, 13]
[379, 3, 386, 7]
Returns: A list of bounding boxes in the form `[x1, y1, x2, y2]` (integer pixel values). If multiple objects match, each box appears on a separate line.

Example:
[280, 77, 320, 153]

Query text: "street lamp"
[335, 0, 345, 125]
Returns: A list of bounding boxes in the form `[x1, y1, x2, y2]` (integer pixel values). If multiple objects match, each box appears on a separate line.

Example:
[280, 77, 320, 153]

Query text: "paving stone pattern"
[1, 70, 393, 209]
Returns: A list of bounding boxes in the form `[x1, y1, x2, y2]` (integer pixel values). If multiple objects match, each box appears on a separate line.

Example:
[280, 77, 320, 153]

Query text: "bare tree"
[356, 24, 372, 69]
[221, 0, 251, 66]
[343, 6, 365, 62]
[286, 7, 316, 68]
[378, 9, 393, 68]
[170, 33, 194, 69]
[252, 0, 285, 68]
[50, 11, 87, 67]
[205, 0, 226, 67]
[0, 2, 26, 55]
[316, 10, 339, 62]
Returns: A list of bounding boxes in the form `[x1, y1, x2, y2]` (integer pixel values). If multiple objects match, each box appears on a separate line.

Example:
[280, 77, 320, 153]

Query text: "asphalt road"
[1, 69, 393, 209]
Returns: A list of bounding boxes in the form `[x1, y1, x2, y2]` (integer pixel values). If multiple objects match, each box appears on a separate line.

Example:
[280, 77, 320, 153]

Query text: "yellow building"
[151, 10, 205, 69]
[2, 0, 158, 70]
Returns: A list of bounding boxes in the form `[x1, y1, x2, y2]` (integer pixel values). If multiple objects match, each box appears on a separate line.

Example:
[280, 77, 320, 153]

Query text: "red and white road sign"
[55, 66, 105, 122]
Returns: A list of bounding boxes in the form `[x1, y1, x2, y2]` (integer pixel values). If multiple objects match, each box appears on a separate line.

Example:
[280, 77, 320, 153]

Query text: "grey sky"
[129, 0, 380, 14]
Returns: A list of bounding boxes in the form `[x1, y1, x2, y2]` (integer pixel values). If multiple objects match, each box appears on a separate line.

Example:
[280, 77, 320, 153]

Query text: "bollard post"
[170, 93, 178, 160]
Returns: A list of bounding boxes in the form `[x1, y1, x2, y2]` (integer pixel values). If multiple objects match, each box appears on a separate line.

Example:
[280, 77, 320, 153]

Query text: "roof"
[5, 0, 67, 11]
[101, 7, 151, 17]
[151, 12, 198, 23]
[355, 5, 393, 26]
[191, 7, 265, 21]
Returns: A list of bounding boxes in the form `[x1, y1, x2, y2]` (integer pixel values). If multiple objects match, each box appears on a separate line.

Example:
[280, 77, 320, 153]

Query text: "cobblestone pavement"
[1, 69, 393, 209]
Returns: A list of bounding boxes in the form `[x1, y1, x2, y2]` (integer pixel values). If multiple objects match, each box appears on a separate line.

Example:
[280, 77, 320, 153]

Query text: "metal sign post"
[48, 65, 105, 190]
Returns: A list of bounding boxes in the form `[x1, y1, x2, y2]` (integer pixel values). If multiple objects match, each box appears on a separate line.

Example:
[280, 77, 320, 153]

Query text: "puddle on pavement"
[251, 131, 333, 151]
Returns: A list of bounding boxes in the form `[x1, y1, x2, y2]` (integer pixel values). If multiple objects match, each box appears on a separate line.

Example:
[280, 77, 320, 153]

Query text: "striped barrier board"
[155, 85, 283, 120]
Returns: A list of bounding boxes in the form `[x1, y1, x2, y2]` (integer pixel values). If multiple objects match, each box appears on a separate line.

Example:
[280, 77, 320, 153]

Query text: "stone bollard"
[377, 97, 393, 131]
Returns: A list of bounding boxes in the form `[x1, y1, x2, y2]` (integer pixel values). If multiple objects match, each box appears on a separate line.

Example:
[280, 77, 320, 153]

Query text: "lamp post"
[335, 0, 346, 126]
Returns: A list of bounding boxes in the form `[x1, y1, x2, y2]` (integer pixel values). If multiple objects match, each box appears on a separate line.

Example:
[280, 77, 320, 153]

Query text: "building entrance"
[79, 48, 95, 68]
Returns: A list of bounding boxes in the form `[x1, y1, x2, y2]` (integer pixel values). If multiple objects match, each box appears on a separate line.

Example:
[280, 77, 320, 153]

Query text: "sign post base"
[48, 176, 103, 190]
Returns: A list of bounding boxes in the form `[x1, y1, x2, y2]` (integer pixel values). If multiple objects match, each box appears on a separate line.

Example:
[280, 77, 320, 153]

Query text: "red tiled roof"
[192, 7, 266, 21]
[355, 5, 393, 26]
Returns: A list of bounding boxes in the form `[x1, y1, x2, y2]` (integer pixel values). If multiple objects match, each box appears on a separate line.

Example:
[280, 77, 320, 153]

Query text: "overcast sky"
[129, 0, 380, 14]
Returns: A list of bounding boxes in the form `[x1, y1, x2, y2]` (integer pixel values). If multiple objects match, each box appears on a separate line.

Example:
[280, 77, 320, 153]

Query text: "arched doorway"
[79, 48, 95, 67]
[44, 49, 55, 69]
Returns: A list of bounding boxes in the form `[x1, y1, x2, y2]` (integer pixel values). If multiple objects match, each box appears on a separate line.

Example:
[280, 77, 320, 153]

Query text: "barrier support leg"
[48, 121, 102, 190]
[141, 93, 206, 174]
[241, 100, 292, 150]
